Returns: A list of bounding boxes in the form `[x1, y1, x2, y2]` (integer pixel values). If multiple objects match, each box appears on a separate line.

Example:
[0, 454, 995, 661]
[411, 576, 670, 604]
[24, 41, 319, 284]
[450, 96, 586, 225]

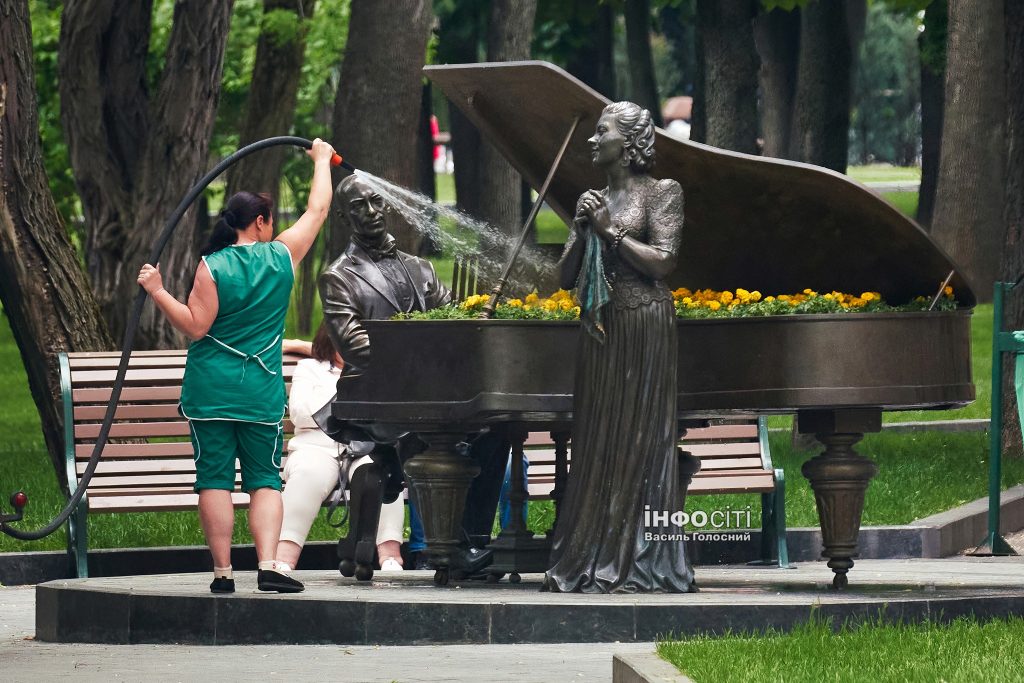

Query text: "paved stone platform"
[35, 558, 1024, 646]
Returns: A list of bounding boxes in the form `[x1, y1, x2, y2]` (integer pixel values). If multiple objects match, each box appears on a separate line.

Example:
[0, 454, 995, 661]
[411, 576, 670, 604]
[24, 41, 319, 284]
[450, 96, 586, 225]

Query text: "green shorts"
[188, 419, 284, 492]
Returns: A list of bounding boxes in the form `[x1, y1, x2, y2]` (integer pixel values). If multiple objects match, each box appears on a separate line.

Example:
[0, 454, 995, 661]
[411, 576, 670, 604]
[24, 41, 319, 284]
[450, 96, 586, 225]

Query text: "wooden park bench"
[59, 350, 304, 578]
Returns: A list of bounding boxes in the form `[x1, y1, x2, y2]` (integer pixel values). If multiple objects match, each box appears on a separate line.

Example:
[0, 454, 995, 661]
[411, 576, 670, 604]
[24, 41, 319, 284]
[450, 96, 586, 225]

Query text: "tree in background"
[1000, 0, 1024, 457]
[849, 3, 921, 166]
[436, 0, 485, 222]
[624, 0, 663, 125]
[658, 1, 697, 100]
[917, 0, 946, 228]
[692, 0, 759, 153]
[227, 0, 317, 199]
[1, 0, 113, 485]
[479, 0, 538, 245]
[754, 3, 801, 158]
[930, 0, 1006, 299]
[330, 0, 432, 256]
[788, 0, 866, 171]
[58, 0, 235, 348]
[535, 0, 617, 99]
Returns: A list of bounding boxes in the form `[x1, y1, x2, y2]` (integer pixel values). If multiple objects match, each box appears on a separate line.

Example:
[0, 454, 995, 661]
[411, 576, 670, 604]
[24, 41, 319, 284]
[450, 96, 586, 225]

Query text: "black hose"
[1, 136, 342, 540]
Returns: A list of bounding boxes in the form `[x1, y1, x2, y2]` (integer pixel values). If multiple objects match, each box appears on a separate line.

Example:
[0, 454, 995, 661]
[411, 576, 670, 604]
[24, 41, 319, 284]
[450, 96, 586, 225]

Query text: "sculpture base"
[36, 559, 1024, 645]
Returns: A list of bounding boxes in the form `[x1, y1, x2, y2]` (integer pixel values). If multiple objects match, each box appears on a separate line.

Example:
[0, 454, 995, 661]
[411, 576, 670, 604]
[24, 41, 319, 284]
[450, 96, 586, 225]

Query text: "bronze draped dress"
[544, 175, 696, 593]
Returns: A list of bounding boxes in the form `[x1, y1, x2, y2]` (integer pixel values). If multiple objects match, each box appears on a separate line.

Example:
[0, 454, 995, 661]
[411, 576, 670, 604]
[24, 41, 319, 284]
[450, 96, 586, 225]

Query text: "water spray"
[1, 136, 350, 540]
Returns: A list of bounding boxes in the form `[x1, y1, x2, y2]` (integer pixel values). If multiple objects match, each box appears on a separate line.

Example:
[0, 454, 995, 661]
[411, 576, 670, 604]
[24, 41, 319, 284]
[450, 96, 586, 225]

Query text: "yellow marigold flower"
[542, 299, 558, 312]
[824, 293, 834, 300]
[764, 296, 774, 302]
[550, 289, 571, 302]
[789, 299, 799, 306]
[860, 292, 874, 301]
[707, 300, 721, 311]
[750, 290, 762, 302]
[571, 306, 581, 316]
[507, 298, 523, 308]
[682, 297, 692, 305]
[525, 291, 539, 305]
[803, 288, 813, 295]
[560, 299, 573, 311]
[719, 291, 734, 304]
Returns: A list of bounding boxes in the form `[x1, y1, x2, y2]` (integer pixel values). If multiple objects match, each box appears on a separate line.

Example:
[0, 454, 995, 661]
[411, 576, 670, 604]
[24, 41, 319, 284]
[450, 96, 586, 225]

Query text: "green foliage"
[28, 1, 79, 231]
[849, 2, 922, 165]
[262, 8, 303, 48]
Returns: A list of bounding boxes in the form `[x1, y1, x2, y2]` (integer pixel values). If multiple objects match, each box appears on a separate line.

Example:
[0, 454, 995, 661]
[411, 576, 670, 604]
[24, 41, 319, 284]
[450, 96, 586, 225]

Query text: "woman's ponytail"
[200, 192, 274, 256]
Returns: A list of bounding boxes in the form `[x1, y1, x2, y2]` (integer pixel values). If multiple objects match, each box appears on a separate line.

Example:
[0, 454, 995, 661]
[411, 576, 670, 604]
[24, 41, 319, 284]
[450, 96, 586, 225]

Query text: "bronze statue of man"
[318, 173, 506, 572]
[319, 174, 451, 372]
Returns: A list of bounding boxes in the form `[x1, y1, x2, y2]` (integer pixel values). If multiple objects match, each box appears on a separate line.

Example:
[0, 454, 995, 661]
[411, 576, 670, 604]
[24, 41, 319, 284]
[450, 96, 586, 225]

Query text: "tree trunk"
[227, 0, 316, 199]
[477, 0, 537, 252]
[624, 0, 662, 126]
[694, 0, 760, 154]
[1000, 0, 1024, 458]
[59, 0, 234, 349]
[788, 0, 865, 172]
[754, 6, 800, 159]
[565, 3, 616, 100]
[1, 0, 114, 486]
[330, 0, 432, 256]
[917, 0, 947, 228]
[931, 0, 1006, 299]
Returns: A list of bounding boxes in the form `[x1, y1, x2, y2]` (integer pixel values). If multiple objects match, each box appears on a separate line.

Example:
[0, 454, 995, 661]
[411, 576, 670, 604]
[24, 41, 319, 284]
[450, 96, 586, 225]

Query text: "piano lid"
[425, 61, 976, 307]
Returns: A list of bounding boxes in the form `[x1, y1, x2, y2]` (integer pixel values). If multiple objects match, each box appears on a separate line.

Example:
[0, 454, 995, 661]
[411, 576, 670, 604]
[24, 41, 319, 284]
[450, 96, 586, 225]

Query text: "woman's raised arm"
[275, 138, 336, 265]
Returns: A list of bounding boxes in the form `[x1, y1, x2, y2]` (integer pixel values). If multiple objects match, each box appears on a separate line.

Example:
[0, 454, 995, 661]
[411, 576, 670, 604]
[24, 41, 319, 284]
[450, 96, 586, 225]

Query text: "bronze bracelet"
[612, 225, 627, 250]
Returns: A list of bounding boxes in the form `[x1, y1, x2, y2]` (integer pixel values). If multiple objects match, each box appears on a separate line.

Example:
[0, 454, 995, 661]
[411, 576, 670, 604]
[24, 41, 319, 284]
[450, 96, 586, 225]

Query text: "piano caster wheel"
[355, 564, 374, 581]
[509, 571, 521, 584]
[433, 568, 450, 586]
[339, 559, 356, 577]
[486, 572, 502, 584]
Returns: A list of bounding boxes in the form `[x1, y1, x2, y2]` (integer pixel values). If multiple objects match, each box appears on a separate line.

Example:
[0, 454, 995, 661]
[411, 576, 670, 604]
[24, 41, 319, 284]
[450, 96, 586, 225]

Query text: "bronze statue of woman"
[544, 101, 695, 593]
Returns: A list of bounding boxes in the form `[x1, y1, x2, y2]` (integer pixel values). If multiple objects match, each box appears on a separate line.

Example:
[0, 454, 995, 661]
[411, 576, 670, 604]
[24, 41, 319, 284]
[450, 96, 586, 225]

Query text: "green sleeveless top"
[180, 240, 294, 422]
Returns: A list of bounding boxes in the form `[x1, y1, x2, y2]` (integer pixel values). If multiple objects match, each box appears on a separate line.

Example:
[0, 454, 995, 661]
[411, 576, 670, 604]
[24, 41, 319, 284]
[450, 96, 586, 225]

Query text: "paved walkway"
[1, 584, 651, 682]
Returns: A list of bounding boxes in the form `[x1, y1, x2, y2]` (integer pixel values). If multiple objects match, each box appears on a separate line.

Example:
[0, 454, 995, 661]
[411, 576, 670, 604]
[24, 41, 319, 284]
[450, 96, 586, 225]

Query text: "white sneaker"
[380, 558, 403, 572]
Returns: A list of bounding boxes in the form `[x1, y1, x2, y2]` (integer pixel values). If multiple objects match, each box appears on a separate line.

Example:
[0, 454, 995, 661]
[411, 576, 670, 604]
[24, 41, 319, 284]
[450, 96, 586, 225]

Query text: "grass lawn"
[658, 616, 1024, 683]
[847, 164, 922, 184]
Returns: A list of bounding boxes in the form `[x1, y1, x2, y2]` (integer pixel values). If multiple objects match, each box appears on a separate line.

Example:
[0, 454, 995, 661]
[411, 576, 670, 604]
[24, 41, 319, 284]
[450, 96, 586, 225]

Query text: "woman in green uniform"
[137, 139, 335, 594]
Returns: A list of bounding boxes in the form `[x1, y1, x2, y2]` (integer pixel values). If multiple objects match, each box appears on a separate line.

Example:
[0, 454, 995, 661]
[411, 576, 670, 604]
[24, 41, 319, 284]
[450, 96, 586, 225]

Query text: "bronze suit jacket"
[318, 241, 452, 373]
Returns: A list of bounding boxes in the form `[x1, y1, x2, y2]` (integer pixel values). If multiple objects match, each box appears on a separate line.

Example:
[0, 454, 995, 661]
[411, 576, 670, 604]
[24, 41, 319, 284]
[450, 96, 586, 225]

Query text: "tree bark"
[754, 6, 800, 159]
[437, 1, 483, 222]
[788, 0, 866, 172]
[59, 0, 234, 349]
[917, 0, 947, 229]
[1000, 0, 1024, 457]
[330, 0, 432, 256]
[694, 0, 760, 154]
[624, 0, 662, 126]
[477, 0, 537, 249]
[931, 0, 1006, 299]
[227, 0, 316, 199]
[1, 0, 113, 485]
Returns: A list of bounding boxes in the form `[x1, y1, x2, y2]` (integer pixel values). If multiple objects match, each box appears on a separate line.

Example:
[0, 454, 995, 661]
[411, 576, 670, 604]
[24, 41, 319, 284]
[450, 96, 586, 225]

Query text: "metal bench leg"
[67, 500, 89, 578]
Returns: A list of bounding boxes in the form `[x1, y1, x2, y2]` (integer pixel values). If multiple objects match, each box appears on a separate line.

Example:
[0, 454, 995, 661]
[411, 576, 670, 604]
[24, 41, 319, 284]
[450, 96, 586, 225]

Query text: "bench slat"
[86, 492, 252, 512]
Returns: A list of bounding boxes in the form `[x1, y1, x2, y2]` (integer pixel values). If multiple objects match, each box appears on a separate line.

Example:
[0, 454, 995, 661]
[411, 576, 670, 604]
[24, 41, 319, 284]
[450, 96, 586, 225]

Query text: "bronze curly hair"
[604, 101, 656, 173]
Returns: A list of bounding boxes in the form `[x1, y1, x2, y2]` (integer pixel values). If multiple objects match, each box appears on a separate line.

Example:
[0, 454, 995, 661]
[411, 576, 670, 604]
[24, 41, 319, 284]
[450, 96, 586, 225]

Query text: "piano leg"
[547, 430, 570, 537]
[402, 430, 481, 585]
[798, 409, 881, 589]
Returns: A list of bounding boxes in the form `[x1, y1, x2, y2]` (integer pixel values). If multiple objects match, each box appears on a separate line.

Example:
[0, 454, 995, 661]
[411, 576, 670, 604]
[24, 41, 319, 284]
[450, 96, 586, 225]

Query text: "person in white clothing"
[277, 327, 405, 571]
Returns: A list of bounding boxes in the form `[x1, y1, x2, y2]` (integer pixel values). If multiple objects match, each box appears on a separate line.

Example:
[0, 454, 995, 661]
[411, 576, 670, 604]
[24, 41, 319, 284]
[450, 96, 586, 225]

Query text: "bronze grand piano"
[332, 62, 975, 588]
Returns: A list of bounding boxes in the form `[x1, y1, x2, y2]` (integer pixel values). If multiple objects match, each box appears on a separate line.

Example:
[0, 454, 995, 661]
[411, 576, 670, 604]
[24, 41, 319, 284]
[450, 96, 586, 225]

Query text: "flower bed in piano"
[394, 286, 959, 320]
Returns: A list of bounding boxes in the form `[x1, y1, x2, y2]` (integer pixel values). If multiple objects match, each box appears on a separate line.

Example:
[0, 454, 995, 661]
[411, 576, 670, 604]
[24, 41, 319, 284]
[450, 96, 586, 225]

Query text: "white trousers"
[280, 444, 404, 549]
